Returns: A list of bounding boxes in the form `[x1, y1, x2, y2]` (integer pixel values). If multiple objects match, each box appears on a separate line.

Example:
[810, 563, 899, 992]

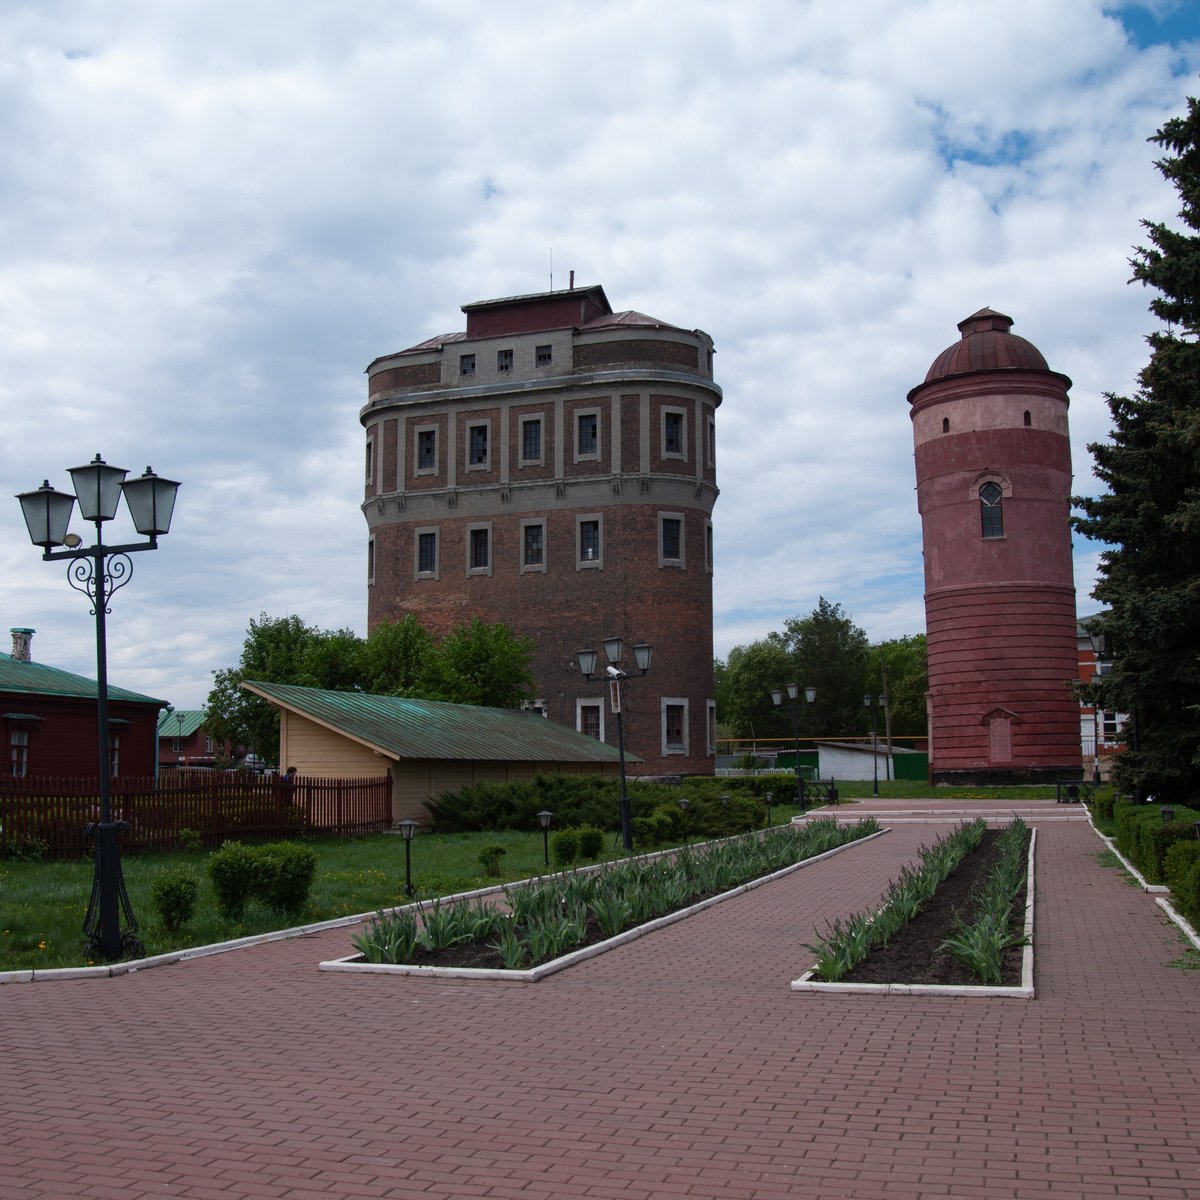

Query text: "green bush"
[208, 840, 317, 920]
[1147, 821, 1197, 882]
[478, 845, 507, 877]
[149, 866, 200, 933]
[551, 828, 579, 867]
[1165, 841, 1200, 921]
[576, 825, 605, 860]
[255, 842, 318, 915]
[209, 841, 259, 921]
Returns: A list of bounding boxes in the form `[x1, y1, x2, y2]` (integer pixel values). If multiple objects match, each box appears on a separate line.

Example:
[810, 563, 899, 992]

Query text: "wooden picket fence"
[0, 771, 393, 859]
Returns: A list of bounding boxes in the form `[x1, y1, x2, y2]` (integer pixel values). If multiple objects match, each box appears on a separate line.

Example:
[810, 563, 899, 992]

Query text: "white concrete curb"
[789, 826, 1037, 999]
[319, 829, 890, 981]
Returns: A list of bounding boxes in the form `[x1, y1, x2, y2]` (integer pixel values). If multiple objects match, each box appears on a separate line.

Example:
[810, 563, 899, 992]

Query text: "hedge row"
[1113, 800, 1200, 883]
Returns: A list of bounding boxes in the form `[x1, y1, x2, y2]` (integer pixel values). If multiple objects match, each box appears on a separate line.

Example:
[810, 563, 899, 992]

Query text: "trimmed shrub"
[1165, 841, 1200, 921]
[576, 825, 605, 860]
[478, 845, 507, 877]
[209, 841, 259, 921]
[255, 842, 318, 915]
[551, 828, 580, 867]
[149, 866, 200, 933]
[1147, 821, 1197, 882]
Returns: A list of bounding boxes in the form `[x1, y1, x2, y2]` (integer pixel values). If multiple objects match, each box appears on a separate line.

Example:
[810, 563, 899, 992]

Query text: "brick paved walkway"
[4, 799, 1199, 1199]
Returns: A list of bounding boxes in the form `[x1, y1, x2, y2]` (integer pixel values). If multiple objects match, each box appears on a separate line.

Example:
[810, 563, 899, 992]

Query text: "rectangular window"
[468, 423, 489, 467]
[468, 525, 491, 573]
[497, 348, 513, 372]
[536, 344, 552, 367]
[460, 353, 476, 376]
[10, 730, 29, 777]
[578, 701, 602, 740]
[663, 700, 688, 755]
[577, 412, 598, 457]
[171, 738, 181, 754]
[705, 520, 713, 574]
[522, 522, 544, 568]
[660, 515, 683, 564]
[416, 427, 437, 472]
[521, 417, 543, 464]
[578, 517, 602, 567]
[706, 417, 716, 468]
[706, 700, 717, 755]
[663, 409, 685, 457]
[416, 528, 439, 578]
[365, 437, 375, 483]
[109, 733, 121, 779]
[367, 536, 376, 585]
[205, 735, 214, 754]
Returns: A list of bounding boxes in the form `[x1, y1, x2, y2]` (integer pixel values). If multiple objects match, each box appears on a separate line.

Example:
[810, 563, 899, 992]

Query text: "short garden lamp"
[398, 818, 419, 896]
[679, 796, 690, 841]
[537, 809, 553, 867]
[1161, 806, 1176, 825]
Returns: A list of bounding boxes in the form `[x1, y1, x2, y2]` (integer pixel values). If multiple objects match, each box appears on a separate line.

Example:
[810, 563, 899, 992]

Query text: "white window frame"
[574, 408, 601, 463]
[415, 527, 440, 580]
[659, 512, 685, 568]
[662, 406, 687, 461]
[519, 415, 544, 467]
[661, 697, 689, 757]
[466, 420, 491, 471]
[414, 425, 439, 476]
[706, 700, 717, 755]
[576, 513, 603, 569]
[520, 518, 547, 575]
[577, 698, 605, 742]
[466, 522, 492, 576]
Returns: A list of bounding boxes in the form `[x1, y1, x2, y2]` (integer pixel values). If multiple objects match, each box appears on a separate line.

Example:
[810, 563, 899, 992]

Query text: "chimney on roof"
[10, 628, 34, 662]
[569, 270, 574, 290]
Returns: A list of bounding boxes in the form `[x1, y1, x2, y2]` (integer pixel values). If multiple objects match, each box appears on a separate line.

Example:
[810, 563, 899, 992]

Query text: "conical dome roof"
[923, 309, 1049, 382]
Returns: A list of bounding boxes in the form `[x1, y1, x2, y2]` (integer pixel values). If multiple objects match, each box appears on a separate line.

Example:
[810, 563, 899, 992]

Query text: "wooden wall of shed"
[279, 712, 390, 778]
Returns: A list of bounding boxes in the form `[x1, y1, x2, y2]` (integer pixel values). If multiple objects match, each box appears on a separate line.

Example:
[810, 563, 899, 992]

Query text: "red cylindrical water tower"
[909, 309, 1082, 785]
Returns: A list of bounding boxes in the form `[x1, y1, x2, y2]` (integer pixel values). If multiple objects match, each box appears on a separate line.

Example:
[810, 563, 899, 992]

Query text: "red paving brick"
[3, 799, 1199, 1198]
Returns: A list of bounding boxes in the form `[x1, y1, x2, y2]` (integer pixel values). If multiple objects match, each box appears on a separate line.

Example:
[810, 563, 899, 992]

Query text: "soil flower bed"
[793, 818, 1035, 996]
[322, 817, 881, 980]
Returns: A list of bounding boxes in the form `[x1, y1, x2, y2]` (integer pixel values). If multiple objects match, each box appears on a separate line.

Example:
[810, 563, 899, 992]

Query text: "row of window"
[576, 697, 719, 758]
[7, 730, 123, 779]
[460, 344, 554, 377]
[396, 407, 699, 479]
[369, 514, 711, 582]
[942, 410, 1035, 435]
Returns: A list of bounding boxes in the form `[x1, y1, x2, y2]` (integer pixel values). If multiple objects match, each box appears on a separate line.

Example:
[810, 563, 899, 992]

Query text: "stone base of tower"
[930, 765, 1085, 788]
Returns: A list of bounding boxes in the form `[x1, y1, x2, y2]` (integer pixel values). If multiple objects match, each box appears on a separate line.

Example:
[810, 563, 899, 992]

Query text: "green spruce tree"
[1072, 96, 1200, 803]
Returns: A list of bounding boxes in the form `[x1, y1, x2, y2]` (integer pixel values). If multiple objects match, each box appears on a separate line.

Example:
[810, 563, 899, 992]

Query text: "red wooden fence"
[0, 771, 393, 858]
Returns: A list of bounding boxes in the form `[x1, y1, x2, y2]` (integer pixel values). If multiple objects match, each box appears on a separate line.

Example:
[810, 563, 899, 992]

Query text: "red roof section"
[923, 308, 1050, 382]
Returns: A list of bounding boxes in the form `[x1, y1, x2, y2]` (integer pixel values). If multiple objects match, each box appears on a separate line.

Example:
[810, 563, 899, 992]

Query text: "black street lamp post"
[537, 809, 553, 867]
[679, 796, 689, 842]
[17, 455, 180, 962]
[864, 693, 887, 797]
[770, 684, 816, 806]
[398, 818, 419, 895]
[577, 637, 652, 853]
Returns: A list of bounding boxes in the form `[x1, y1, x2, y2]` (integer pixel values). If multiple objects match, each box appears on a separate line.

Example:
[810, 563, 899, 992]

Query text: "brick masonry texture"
[4, 801, 1200, 1198]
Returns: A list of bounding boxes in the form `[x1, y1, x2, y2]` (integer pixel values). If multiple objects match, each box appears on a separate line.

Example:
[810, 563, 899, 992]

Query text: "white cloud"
[0, 0, 1196, 702]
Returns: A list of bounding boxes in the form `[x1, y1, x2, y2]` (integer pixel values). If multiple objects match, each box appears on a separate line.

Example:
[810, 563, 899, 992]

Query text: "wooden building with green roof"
[243, 680, 635, 825]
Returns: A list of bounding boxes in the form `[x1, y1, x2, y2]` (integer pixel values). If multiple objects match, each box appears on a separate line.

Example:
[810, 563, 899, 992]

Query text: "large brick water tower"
[908, 309, 1082, 785]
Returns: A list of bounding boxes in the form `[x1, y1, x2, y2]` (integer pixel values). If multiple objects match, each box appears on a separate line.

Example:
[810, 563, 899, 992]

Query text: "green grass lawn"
[1, 829, 635, 972]
[1, 779, 1079, 972]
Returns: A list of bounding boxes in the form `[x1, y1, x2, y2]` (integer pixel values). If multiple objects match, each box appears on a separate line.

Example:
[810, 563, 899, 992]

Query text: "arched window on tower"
[980, 482, 1004, 539]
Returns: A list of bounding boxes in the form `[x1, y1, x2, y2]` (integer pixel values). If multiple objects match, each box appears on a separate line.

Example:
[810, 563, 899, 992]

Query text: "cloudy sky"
[1, 1, 1197, 709]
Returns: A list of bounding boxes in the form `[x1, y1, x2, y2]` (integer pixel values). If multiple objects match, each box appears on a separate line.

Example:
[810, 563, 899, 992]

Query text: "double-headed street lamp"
[771, 683, 815, 806]
[17, 455, 180, 962]
[863, 693, 888, 797]
[577, 637, 652, 853]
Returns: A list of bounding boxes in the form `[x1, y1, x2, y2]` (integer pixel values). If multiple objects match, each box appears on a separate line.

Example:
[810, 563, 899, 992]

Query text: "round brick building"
[361, 284, 720, 775]
[908, 309, 1082, 785]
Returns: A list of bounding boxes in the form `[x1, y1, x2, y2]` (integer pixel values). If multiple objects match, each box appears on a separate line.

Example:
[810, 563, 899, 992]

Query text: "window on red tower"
[980, 482, 1004, 539]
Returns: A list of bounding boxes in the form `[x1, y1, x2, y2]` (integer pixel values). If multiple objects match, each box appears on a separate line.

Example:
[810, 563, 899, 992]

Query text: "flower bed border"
[789, 827, 1037, 999]
[319, 829, 889, 982]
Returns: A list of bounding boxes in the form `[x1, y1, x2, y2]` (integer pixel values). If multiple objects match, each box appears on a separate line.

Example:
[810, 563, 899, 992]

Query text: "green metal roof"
[157, 709, 207, 737]
[0, 652, 165, 706]
[242, 680, 639, 765]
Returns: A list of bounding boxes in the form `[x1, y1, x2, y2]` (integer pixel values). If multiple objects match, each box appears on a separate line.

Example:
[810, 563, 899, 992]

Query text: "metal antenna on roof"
[549, 247, 553, 291]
